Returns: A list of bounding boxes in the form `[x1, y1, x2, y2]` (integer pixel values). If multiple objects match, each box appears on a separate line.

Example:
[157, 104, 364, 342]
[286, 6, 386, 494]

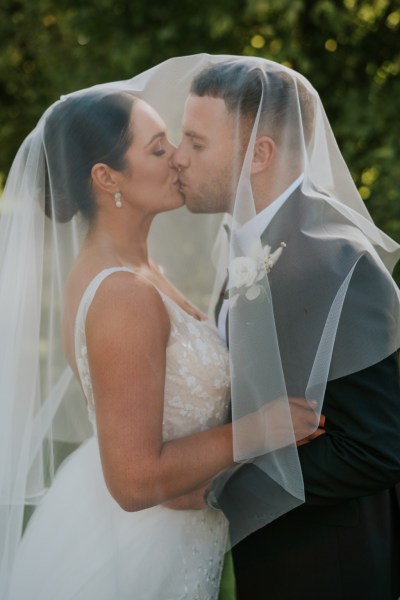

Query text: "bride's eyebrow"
[144, 131, 166, 148]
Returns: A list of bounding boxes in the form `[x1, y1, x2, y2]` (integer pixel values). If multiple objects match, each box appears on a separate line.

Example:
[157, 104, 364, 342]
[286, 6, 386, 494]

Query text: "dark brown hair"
[43, 91, 136, 223]
[190, 61, 314, 149]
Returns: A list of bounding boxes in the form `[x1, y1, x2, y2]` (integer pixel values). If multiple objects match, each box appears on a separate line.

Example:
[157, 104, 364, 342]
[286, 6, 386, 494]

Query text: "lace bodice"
[74, 268, 231, 438]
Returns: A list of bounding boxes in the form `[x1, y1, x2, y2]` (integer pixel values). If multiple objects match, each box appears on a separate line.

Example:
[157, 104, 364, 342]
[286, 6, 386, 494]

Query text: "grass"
[218, 550, 236, 600]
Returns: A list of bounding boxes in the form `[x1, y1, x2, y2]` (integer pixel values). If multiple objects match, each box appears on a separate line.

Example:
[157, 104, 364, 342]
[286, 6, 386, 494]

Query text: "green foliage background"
[1, 0, 399, 273]
[0, 3, 398, 597]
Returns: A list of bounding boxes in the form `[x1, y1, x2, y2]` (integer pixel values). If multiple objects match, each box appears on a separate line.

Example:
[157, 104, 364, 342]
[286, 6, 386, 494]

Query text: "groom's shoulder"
[271, 195, 361, 262]
[270, 193, 396, 300]
[290, 193, 375, 258]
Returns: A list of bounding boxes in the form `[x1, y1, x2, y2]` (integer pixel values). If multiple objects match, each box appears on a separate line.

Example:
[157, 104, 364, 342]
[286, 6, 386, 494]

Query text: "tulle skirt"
[7, 437, 228, 600]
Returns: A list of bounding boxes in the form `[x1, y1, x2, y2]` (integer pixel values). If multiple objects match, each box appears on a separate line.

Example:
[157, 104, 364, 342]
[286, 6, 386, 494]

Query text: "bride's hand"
[162, 483, 209, 511]
[297, 414, 326, 447]
[288, 397, 323, 440]
[234, 396, 323, 458]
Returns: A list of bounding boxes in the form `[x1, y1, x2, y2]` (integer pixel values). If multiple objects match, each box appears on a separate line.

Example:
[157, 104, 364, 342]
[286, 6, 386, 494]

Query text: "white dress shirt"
[216, 174, 303, 340]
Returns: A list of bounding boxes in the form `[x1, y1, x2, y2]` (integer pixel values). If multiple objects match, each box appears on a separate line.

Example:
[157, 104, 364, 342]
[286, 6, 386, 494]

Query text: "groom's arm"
[297, 350, 400, 506]
[296, 251, 400, 505]
[213, 352, 400, 530]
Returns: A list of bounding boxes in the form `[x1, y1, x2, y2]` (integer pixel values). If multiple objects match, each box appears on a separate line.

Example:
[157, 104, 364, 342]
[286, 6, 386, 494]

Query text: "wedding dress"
[7, 268, 230, 600]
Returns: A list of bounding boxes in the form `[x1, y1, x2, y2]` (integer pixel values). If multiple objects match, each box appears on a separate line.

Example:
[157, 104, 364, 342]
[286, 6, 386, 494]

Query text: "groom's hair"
[190, 61, 314, 149]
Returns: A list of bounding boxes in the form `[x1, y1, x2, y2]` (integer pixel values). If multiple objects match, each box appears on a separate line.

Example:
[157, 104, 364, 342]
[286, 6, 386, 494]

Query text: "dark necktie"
[214, 273, 228, 326]
[213, 222, 231, 326]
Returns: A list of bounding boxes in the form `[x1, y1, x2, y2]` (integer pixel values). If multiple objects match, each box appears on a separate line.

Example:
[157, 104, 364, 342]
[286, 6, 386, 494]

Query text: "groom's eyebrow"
[184, 131, 207, 141]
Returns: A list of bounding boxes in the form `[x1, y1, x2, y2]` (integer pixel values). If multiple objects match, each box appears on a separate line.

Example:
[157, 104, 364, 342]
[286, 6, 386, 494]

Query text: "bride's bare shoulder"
[85, 269, 171, 335]
[63, 264, 170, 354]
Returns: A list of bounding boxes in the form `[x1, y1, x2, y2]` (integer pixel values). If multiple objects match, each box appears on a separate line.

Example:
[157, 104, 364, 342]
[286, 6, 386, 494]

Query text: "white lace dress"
[7, 268, 230, 600]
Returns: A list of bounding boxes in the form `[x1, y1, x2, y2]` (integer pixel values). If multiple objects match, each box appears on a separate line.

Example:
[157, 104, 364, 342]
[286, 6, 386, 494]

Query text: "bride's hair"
[43, 91, 136, 223]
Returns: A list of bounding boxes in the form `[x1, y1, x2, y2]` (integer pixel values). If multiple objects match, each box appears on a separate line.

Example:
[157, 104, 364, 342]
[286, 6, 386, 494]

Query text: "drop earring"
[114, 191, 122, 208]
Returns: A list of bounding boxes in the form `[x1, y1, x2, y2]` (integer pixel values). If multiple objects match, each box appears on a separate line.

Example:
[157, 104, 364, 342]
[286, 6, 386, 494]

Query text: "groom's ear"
[251, 136, 276, 175]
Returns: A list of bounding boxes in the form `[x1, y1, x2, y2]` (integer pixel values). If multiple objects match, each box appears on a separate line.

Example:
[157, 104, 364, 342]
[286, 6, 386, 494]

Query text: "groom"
[173, 61, 400, 600]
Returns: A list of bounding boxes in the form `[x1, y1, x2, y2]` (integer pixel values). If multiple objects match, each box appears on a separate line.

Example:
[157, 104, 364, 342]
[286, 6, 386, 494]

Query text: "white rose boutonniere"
[227, 241, 287, 305]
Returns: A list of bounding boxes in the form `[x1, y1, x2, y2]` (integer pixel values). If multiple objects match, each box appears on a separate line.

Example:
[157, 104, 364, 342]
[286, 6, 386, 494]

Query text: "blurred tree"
[241, 0, 400, 277]
[0, 0, 399, 280]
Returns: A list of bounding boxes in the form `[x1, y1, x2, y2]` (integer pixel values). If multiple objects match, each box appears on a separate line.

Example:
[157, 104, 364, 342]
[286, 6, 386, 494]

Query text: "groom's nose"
[171, 145, 189, 171]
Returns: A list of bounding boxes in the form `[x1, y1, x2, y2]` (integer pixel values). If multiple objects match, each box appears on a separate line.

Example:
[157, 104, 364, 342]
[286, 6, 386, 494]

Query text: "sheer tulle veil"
[0, 54, 399, 593]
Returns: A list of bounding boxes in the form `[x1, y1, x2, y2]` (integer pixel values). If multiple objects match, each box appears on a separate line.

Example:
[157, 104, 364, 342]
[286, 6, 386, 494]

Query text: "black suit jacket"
[216, 191, 400, 600]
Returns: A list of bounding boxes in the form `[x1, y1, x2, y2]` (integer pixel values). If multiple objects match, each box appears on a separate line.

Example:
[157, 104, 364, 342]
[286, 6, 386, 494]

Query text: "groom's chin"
[184, 199, 222, 214]
[182, 199, 204, 214]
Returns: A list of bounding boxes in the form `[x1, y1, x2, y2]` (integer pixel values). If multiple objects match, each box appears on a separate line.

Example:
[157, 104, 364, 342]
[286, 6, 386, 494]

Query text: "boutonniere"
[226, 242, 286, 305]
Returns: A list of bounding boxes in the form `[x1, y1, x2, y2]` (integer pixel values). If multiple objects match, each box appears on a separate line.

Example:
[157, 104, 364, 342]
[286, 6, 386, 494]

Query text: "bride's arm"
[85, 272, 233, 512]
[164, 419, 326, 511]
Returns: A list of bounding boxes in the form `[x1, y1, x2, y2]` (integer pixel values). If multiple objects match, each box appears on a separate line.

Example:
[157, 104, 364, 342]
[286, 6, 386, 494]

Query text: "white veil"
[0, 54, 223, 596]
[185, 57, 399, 543]
[0, 54, 399, 592]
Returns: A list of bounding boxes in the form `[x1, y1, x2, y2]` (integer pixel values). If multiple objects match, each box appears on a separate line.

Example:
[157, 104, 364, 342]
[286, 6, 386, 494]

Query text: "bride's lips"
[172, 177, 185, 195]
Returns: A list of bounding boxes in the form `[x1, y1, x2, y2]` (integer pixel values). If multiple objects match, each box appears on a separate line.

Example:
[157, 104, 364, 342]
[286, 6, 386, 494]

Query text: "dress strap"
[74, 268, 134, 412]
[74, 268, 134, 349]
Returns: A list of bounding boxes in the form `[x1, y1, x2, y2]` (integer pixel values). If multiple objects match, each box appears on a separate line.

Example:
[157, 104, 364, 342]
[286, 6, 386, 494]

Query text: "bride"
[3, 88, 236, 599]
[0, 60, 323, 599]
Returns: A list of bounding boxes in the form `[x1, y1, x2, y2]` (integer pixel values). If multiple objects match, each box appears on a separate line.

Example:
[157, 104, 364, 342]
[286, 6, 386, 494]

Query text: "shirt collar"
[235, 174, 304, 255]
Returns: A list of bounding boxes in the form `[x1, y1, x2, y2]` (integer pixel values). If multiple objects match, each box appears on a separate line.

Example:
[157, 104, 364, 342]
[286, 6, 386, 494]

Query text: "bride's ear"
[251, 136, 276, 175]
[91, 163, 119, 194]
